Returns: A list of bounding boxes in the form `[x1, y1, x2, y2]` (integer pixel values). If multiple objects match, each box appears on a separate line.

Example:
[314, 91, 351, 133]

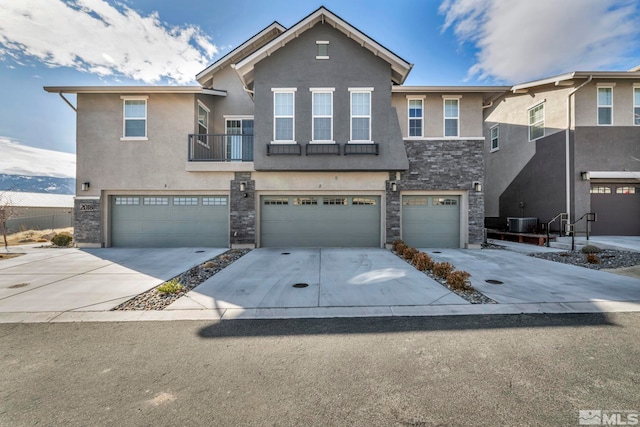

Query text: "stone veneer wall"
[386, 139, 485, 246]
[230, 171, 256, 247]
[73, 198, 102, 246]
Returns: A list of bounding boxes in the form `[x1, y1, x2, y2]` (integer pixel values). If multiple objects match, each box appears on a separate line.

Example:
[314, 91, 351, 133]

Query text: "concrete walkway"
[0, 241, 639, 323]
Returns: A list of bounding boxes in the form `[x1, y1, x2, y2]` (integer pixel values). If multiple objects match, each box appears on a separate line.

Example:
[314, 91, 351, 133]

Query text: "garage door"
[260, 196, 380, 247]
[111, 196, 229, 247]
[590, 184, 640, 235]
[402, 195, 460, 248]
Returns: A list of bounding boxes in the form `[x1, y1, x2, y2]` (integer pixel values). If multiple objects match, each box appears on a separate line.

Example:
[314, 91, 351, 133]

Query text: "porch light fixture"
[390, 182, 397, 192]
[240, 182, 247, 192]
[473, 182, 482, 192]
[82, 182, 90, 191]
[581, 171, 590, 181]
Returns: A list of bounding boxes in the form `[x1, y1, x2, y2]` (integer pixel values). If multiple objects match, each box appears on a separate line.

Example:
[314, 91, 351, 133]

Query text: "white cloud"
[440, 0, 640, 83]
[0, 0, 218, 84]
[0, 137, 75, 178]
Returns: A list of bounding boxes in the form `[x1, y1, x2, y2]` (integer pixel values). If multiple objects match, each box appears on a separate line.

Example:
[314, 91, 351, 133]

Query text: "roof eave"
[43, 86, 208, 94]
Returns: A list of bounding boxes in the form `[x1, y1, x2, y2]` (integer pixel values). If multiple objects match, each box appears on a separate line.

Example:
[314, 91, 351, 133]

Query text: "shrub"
[51, 233, 73, 247]
[157, 278, 184, 295]
[395, 242, 407, 255]
[414, 252, 434, 272]
[446, 270, 473, 290]
[391, 240, 404, 252]
[581, 245, 602, 254]
[403, 247, 418, 261]
[432, 262, 454, 280]
[586, 253, 600, 264]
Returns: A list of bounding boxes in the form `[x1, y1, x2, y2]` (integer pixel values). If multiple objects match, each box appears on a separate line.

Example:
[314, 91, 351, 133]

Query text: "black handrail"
[188, 134, 253, 162]
[546, 212, 567, 247]
[568, 212, 597, 251]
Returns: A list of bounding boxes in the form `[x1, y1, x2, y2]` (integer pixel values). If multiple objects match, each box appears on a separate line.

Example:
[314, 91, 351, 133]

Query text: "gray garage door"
[111, 196, 229, 247]
[402, 195, 461, 248]
[260, 195, 380, 247]
[590, 184, 640, 235]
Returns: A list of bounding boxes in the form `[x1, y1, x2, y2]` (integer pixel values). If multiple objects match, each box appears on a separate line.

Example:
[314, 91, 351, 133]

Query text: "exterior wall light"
[473, 182, 482, 192]
[240, 182, 247, 192]
[580, 171, 590, 181]
[390, 182, 397, 192]
[82, 182, 90, 191]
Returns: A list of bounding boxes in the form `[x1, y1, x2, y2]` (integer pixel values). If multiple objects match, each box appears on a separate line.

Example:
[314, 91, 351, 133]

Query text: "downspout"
[58, 92, 77, 112]
[565, 75, 592, 233]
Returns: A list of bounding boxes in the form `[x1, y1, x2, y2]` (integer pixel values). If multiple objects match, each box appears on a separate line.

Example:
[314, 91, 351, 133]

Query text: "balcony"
[188, 134, 254, 162]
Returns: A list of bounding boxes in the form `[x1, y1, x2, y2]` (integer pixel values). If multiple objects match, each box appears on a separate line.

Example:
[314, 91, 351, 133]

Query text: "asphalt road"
[1, 313, 639, 426]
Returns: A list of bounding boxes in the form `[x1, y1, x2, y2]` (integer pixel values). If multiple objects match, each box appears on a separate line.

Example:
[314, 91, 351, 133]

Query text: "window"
[352, 197, 377, 206]
[434, 198, 458, 206]
[350, 89, 372, 142]
[634, 87, 640, 125]
[173, 197, 198, 206]
[143, 197, 168, 205]
[311, 90, 333, 142]
[408, 98, 423, 137]
[323, 197, 347, 205]
[316, 41, 329, 59]
[444, 98, 459, 137]
[226, 117, 253, 161]
[616, 186, 637, 194]
[403, 197, 427, 206]
[590, 186, 611, 194]
[490, 124, 499, 152]
[122, 97, 147, 139]
[273, 89, 295, 142]
[264, 198, 289, 205]
[197, 102, 209, 147]
[294, 197, 317, 205]
[114, 197, 139, 205]
[598, 87, 613, 125]
[202, 197, 227, 206]
[528, 102, 545, 140]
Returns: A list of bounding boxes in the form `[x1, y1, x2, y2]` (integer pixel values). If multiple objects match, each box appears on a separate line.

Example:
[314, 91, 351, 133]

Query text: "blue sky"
[1, 0, 640, 168]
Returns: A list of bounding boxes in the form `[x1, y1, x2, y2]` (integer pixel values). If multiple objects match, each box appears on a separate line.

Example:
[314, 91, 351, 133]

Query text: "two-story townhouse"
[484, 71, 640, 236]
[46, 7, 505, 249]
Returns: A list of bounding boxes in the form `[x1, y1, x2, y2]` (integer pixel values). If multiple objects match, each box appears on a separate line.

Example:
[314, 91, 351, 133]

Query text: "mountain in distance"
[0, 137, 76, 194]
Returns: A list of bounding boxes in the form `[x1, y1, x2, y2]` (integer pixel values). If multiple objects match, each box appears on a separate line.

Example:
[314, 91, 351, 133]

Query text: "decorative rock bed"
[530, 249, 640, 270]
[113, 249, 250, 311]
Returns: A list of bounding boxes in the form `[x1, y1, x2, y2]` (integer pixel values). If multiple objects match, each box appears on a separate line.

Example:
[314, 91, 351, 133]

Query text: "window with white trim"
[408, 98, 423, 137]
[444, 98, 459, 137]
[311, 90, 333, 142]
[350, 89, 372, 142]
[490, 124, 499, 152]
[173, 197, 198, 206]
[528, 102, 545, 140]
[202, 197, 227, 206]
[197, 102, 209, 147]
[634, 87, 640, 126]
[316, 41, 329, 59]
[597, 87, 613, 125]
[122, 97, 147, 139]
[273, 89, 295, 142]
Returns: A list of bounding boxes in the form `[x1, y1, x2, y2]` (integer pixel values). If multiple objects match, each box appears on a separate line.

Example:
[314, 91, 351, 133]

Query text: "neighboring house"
[2, 191, 74, 233]
[45, 7, 506, 249]
[484, 71, 640, 236]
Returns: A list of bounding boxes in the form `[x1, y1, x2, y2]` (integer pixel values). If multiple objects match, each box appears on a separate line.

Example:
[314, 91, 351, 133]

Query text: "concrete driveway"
[0, 247, 226, 312]
[167, 248, 468, 314]
[425, 248, 640, 305]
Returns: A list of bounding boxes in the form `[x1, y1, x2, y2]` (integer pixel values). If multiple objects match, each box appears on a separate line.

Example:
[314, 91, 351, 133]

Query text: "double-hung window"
[443, 98, 459, 137]
[408, 98, 424, 138]
[349, 88, 372, 142]
[311, 89, 334, 142]
[197, 101, 209, 147]
[272, 89, 296, 143]
[597, 86, 613, 125]
[122, 96, 147, 139]
[634, 87, 640, 126]
[490, 124, 499, 152]
[528, 102, 545, 140]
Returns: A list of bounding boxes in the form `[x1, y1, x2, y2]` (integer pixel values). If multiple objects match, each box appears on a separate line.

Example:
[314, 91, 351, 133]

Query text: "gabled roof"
[233, 6, 413, 88]
[511, 70, 640, 92]
[196, 22, 286, 88]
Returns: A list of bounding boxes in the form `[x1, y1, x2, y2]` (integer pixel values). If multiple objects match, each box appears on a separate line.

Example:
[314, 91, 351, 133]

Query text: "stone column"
[230, 171, 256, 248]
[73, 198, 102, 248]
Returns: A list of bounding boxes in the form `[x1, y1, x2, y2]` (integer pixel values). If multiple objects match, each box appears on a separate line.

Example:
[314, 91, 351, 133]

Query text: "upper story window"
[408, 98, 424, 138]
[443, 98, 459, 137]
[349, 88, 372, 142]
[122, 96, 148, 140]
[490, 124, 499, 152]
[197, 102, 209, 134]
[316, 41, 329, 59]
[528, 102, 545, 141]
[597, 86, 613, 125]
[634, 87, 640, 126]
[272, 89, 296, 143]
[311, 89, 334, 142]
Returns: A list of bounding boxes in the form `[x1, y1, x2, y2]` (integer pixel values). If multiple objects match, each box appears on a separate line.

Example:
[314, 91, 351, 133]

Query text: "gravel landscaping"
[113, 249, 250, 311]
[530, 249, 640, 270]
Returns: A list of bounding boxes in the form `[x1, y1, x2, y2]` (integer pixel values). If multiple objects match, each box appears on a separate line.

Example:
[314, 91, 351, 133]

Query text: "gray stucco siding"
[252, 23, 408, 171]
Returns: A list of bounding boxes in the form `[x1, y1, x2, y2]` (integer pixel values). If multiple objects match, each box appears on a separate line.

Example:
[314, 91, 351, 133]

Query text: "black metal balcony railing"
[188, 134, 254, 162]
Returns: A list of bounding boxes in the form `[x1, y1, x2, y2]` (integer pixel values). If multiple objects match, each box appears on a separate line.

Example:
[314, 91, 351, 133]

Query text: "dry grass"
[3, 227, 73, 246]
[0, 253, 24, 261]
